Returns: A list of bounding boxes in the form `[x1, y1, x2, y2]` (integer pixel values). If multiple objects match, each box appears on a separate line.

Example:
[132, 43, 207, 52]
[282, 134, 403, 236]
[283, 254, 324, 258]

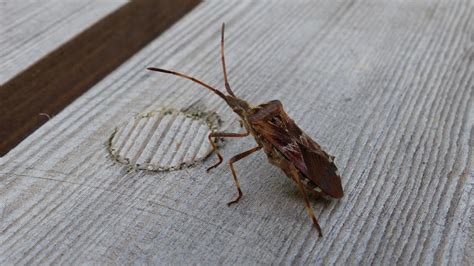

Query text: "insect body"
[148, 23, 343, 237]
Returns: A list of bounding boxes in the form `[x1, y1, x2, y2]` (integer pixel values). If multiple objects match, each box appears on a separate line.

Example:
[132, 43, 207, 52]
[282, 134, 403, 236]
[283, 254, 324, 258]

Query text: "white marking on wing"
[281, 141, 299, 153]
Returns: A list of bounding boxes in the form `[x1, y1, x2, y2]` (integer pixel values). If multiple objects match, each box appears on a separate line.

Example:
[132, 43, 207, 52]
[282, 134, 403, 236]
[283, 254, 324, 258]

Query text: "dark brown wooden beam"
[0, 0, 200, 156]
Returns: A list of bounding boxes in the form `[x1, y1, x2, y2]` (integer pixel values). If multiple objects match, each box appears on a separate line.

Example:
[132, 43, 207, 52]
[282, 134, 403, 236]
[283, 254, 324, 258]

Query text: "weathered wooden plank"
[0, 0, 472, 264]
[0, 0, 200, 156]
[0, 0, 127, 85]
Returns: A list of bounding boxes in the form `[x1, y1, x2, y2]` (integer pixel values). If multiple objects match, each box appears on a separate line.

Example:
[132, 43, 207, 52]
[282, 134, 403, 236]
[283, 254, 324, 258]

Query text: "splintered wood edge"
[107, 108, 222, 172]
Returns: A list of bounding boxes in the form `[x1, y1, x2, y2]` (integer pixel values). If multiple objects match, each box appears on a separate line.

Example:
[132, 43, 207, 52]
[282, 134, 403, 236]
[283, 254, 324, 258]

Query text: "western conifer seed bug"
[147, 23, 343, 237]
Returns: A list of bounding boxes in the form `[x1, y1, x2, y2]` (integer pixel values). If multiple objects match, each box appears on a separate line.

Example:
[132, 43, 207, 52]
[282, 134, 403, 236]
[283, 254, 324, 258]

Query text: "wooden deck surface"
[0, 0, 200, 156]
[0, 0, 472, 264]
[0, 0, 126, 85]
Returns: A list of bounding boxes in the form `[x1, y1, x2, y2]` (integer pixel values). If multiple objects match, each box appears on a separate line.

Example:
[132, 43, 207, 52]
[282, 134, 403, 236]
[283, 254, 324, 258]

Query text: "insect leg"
[206, 127, 249, 171]
[290, 166, 323, 237]
[227, 145, 262, 206]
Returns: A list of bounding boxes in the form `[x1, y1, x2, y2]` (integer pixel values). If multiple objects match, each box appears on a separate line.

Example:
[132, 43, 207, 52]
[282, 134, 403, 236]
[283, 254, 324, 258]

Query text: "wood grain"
[0, 0, 472, 264]
[108, 108, 220, 171]
[0, 0, 127, 85]
[0, 0, 200, 156]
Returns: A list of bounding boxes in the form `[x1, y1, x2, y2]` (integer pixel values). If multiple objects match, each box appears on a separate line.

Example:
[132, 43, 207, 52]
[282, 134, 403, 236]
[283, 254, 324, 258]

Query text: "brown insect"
[148, 23, 343, 236]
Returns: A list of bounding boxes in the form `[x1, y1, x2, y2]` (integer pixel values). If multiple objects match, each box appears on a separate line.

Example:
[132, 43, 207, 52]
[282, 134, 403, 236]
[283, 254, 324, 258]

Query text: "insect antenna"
[221, 23, 236, 97]
[147, 67, 228, 102]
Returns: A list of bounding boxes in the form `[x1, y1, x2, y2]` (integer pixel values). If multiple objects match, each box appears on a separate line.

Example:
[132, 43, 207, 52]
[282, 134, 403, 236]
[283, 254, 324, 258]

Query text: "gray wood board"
[0, 0, 127, 85]
[0, 0, 472, 264]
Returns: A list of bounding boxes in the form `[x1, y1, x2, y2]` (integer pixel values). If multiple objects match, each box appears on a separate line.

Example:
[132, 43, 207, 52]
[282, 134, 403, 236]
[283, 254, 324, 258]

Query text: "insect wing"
[297, 138, 343, 198]
[252, 117, 343, 198]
